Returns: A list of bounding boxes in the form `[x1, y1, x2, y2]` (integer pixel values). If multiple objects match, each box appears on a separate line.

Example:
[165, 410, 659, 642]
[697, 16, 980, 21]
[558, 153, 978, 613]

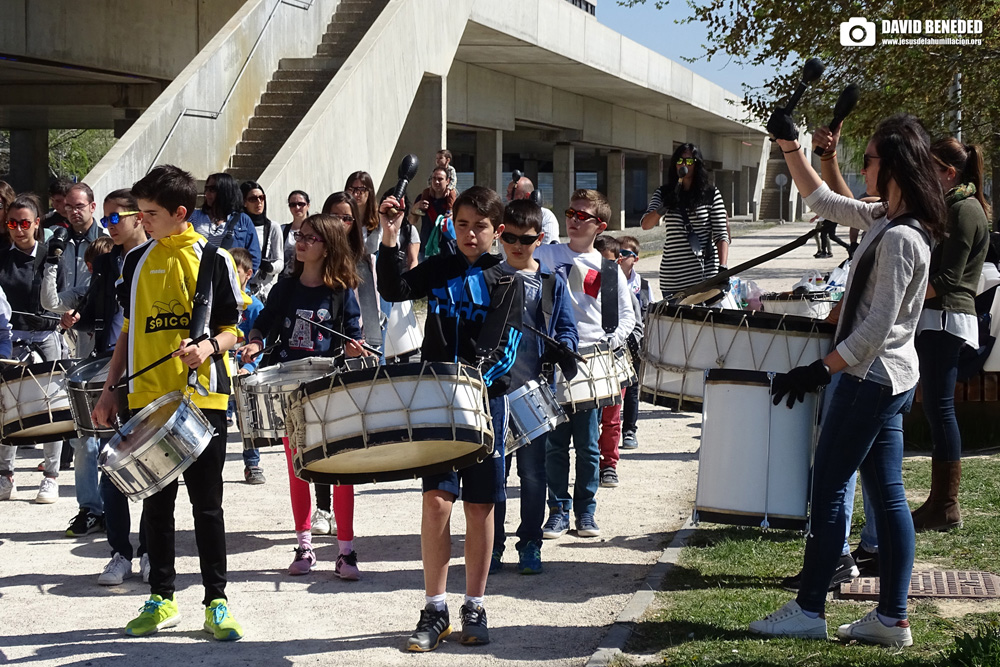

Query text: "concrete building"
[1, 0, 773, 225]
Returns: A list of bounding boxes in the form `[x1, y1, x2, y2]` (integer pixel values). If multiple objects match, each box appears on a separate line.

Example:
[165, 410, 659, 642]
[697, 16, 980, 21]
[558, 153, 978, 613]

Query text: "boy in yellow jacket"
[93, 165, 249, 640]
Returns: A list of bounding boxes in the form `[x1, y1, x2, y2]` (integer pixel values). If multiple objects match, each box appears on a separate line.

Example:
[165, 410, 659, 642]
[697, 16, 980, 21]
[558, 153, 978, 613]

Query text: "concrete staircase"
[227, 0, 388, 183]
[758, 142, 793, 220]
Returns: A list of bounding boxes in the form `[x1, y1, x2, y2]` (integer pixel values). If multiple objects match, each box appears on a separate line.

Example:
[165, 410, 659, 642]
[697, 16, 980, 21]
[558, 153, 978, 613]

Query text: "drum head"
[68, 356, 112, 386]
[104, 393, 185, 465]
[241, 358, 339, 391]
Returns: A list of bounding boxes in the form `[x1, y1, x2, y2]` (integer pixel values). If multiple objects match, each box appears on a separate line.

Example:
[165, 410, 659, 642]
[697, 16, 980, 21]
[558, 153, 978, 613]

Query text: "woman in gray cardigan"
[749, 113, 946, 649]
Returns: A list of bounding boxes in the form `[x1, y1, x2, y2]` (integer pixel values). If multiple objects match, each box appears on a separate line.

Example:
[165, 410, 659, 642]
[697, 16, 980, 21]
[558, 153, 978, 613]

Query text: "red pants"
[283, 437, 354, 540]
[598, 390, 626, 470]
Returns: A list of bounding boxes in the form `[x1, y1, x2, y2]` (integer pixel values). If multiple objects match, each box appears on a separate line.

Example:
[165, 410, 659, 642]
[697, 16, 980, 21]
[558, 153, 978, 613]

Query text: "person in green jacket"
[912, 137, 991, 532]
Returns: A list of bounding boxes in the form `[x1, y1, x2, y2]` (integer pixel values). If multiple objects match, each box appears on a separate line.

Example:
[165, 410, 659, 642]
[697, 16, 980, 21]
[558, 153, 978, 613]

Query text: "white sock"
[338, 539, 353, 555]
[877, 611, 901, 627]
[425, 593, 447, 611]
[296, 531, 312, 550]
[464, 595, 484, 609]
[800, 608, 821, 619]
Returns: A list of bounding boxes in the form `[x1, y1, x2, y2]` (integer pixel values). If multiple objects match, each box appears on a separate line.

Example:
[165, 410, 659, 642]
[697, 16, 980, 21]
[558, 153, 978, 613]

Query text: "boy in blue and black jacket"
[377, 186, 522, 652]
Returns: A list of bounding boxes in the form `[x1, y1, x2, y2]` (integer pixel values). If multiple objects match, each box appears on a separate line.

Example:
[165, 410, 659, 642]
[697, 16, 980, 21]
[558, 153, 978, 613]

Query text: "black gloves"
[46, 227, 69, 264]
[771, 359, 831, 408]
[542, 345, 579, 381]
[258, 259, 273, 276]
[766, 107, 799, 142]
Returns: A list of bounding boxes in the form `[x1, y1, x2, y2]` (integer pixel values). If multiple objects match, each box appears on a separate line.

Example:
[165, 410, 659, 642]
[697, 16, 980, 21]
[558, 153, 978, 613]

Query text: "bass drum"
[0, 359, 77, 445]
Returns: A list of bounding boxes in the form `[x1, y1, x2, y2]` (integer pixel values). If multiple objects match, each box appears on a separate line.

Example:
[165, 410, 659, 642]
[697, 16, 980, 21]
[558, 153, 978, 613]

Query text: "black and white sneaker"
[851, 545, 880, 577]
[781, 554, 859, 592]
[66, 509, 105, 537]
[407, 604, 451, 652]
[459, 602, 490, 645]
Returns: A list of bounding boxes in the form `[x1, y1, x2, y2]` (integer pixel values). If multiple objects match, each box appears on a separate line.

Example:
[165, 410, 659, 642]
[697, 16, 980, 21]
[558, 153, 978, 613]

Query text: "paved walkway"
[0, 222, 835, 666]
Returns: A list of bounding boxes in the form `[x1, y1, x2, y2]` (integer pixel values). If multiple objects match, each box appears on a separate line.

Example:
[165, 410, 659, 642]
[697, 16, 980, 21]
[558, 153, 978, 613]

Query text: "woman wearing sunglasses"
[640, 143, 730, 297]
[240, 180, 283, 300]
[282, 190, 311, 277]
[190, 173, 261, 274]
[0, 193, 65, 504]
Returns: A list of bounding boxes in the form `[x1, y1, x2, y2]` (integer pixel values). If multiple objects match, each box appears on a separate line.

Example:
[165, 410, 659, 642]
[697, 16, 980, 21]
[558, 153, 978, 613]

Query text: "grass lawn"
[619, 453, 1000, 666]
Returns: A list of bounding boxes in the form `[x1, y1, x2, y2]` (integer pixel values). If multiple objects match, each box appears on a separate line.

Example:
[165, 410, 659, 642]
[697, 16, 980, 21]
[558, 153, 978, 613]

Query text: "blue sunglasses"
[100, 211, 140, 228]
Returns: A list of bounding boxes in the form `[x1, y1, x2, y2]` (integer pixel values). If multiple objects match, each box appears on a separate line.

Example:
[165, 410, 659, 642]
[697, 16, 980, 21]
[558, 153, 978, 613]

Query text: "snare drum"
[506, 378, 567, 454]
[640, 302, 835, 409]
[694, 369, 819, 530]
[384, 300, 423, 360]
[234, 357, 340, 450]
[99, 391, 216, 500]
[554, 342, 621, 412]
[287, 362, 493, 485]
[0, 359, 77, 445]
[613, 346, 638, 389]
[67, 356, 128, 438]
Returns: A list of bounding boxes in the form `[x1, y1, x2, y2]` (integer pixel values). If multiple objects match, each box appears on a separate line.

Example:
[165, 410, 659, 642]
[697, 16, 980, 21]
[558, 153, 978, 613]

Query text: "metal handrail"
[147, 0, 314, 172]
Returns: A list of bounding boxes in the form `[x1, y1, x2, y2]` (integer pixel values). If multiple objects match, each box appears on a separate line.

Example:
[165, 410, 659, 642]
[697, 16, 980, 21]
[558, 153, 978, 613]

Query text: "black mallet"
[815, 83, 861, 157]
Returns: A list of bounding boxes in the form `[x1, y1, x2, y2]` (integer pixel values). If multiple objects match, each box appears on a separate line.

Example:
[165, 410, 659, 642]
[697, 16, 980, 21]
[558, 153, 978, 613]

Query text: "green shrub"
[946, 622, 1000, 667]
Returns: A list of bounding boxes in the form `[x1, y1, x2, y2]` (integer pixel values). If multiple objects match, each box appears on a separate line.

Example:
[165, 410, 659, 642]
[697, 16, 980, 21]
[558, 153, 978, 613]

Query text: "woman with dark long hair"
[909, 138, 991, 532]
[749, 113, 944, 649]
[240, 180, 283, 299]
[190, 173, 261, 272]
[282, 190, 310, 277]
[345, 171, 381, 255]
[640, 143, 729, 295]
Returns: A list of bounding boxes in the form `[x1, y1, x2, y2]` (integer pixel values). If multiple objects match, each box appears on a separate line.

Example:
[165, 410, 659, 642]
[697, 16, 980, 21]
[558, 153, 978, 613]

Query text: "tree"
[622, 0, 1000, 214]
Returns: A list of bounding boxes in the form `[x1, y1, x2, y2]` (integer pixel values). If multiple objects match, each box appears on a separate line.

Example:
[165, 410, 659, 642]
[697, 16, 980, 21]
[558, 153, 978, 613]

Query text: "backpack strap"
[600, 258, 619, 334]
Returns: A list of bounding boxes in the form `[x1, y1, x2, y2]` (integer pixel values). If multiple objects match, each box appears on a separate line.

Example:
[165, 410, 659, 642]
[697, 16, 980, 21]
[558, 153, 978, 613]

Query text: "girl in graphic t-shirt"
[240, 213, 368, 580]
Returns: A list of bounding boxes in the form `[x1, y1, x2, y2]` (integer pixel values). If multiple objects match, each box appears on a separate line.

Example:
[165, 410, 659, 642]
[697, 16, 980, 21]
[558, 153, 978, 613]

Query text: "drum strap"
[836, 216, 928, 345]
[540, 272, 556, 332]
[190, 243, 220, 340]
[600, 258, 619, 334]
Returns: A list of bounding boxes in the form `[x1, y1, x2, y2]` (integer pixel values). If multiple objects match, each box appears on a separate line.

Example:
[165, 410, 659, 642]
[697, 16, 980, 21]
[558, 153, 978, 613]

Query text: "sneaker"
[621, 431, 639, 450]
[125, 594, 180, 637]
[334, 551, 361, 581]
[542, 509, 569, 539]
[851, 545, 880, 577]
[489, 549, 503, 574]
[517, 542, 543, 575]
[0, 476, 15, 501]
[407, 604, 451, 652]
[576, 513, 601, 537]
[288, 547, 316, 576]
[204, 598, 244, 641]
[837, 608, 912, 647]
[66, 509, 105, 537]
[600, 467, 619, 488]
[243, 466, 266, 485]
[34, 477, 58, 504]
[781, 554, 859, 592]
[749, 600, 828, 640]
[139, 554, 150, 583]
[98, 553, 134, 586]
[311, 509, 334, 535]
[459, 601, 490, 645]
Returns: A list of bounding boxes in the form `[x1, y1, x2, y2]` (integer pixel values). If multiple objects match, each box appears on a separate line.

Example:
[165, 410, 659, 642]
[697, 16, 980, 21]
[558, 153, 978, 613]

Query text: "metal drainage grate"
[839, 570, 1000, 600]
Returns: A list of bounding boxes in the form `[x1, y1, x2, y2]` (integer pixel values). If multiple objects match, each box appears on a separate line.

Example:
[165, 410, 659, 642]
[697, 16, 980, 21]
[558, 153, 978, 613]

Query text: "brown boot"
[912, 460, 962, 532]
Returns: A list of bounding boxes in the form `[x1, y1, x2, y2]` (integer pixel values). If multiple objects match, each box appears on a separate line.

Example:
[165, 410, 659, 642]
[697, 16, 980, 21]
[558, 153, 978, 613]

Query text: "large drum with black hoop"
[0, 359, 77, 445]
[67, 355, 128, 438]
[553, 342, 621, 412]
[695, 369, 819, 530]
[639, 303, 835, 409]
[287, 362, 494, 485]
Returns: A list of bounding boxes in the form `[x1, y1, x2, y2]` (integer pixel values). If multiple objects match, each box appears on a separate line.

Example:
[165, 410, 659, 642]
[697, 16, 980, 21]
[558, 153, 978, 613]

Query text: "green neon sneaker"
[125, 594, 180, 637]
[204, 598, 244, 641]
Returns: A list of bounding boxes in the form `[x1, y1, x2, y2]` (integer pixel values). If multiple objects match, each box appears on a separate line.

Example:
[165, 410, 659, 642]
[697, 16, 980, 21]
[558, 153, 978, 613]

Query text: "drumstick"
[110, 333, 210, 391]
[242, 342, 279, 362]
[524, 324, 587, 363]
[294, 314, 382, 356]
[11, 310, 62, 322]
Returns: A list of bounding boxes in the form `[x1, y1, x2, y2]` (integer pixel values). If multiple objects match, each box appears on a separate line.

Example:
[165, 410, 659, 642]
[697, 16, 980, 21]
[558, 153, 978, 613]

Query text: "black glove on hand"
[766, 107, 799, 142]
[771, 359, 831, 408]
[258, 259, 273, 276]
[46, 228, 69, 264]
[541, 345, 579, 381]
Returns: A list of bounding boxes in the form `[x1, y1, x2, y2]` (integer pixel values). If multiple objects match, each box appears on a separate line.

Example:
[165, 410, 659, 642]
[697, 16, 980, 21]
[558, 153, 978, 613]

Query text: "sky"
[596, 1, 778, 97]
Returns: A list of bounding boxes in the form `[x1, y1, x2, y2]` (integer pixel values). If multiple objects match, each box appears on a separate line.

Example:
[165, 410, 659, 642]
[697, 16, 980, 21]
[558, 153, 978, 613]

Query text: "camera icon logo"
[840, 17, 877, 46]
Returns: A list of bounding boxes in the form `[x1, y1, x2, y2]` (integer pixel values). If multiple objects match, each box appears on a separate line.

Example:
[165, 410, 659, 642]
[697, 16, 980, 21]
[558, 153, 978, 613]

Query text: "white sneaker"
[311, 509, 335, 535]
[98, 553, 134, 586]
[34, 477, 58, 504]
[837, 608, 913, 647]
[140, 553, 150, 583]
[749, 600, 828, 640]
[0, 476, 15, 500]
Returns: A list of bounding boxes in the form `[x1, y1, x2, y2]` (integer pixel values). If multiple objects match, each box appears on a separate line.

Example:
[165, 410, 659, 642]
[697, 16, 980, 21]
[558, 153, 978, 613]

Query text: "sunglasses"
[293, 231, 324, 246]
[676, 157, 696, 166]
[863, 153, 881, 170]
[331, 214, 354, 224]
[245, 195, 265, 203]
[565, 208, 604, 224]
[100, 211, 140, 228]
[288, 201, 308, 209]
[347, 186, 368, 197]
[619, 249, 638, 259]
[6, 218, 33, 230]
[500, 231, 541, 246]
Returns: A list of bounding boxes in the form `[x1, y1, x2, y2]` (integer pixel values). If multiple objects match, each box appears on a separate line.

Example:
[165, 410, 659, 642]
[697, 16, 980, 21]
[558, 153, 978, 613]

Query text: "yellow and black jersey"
[116, 224, 249, 411]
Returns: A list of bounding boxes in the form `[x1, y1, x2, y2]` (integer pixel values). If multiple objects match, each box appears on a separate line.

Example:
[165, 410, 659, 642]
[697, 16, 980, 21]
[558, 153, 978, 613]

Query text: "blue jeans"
[915, 329, 964, 461]
[100, 472, 146, 560]
[843, 471, 879, 553]
[545, 408, 600, 516]
[494, 433, 548, 553]
[796, 375, 915, 619]
[72, 435, 103, 514]
[242, 448, 260, 468]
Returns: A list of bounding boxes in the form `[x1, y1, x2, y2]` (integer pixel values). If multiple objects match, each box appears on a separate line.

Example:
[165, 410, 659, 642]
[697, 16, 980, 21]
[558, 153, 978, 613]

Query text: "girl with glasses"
[640, 143, 730, 297]
[239, 180, 283, 300]
[344, 171, 381, 255]
[282, 190, 311, 277]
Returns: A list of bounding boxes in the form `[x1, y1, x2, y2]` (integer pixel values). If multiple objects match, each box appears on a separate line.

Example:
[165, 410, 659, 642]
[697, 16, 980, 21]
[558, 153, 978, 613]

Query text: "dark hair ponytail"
[931, 137, 990, 220]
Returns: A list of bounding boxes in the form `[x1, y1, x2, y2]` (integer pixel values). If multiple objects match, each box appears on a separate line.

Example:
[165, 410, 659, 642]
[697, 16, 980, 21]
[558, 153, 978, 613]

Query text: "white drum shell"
[384, 300, 423, 359]
[0, 359, 76, 445]
[554, 343, 621, 412]
[506, 379, 567, 454]
[613, 346, 638, 388]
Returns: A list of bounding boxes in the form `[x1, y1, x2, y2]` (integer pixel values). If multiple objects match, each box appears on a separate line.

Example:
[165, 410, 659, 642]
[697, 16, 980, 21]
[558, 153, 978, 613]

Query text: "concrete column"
[740, 166, 754, 216]
[606, 150, 625, 231]
[8, 129, 49, 196]
[380, 74, 446, 195]
[715, 171, 733, 217]
[475, 129, 503, 194]
[646, 154, 662, 205]
[553, 143, 575, 236]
